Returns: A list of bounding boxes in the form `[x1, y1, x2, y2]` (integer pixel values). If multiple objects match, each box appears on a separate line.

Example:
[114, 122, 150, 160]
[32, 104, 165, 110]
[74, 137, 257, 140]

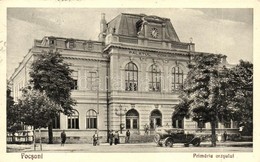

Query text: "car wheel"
[154, 134, 161, 143]
[157, 143, 163, 147]
[192, 139, 201, 147]
[165, 139, 173, 147]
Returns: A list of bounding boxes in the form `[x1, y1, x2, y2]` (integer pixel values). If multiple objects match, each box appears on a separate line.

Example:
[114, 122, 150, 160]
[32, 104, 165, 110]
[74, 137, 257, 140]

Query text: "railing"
[7, 135, 34, 144]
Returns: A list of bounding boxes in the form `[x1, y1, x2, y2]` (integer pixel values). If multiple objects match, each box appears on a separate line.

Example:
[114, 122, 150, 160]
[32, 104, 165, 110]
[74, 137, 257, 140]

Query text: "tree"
[226, 60, 253, 135]
[29, 49, 76, 144]
[6, 86, 22, 135]
[174, 53, 231, 147]
[17, 87, 60, 129]
[17, 87, 61, 149]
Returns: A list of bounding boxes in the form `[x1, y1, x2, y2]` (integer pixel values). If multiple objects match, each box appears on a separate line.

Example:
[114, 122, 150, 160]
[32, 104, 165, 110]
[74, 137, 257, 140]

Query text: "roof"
[106, 13, 180, 42]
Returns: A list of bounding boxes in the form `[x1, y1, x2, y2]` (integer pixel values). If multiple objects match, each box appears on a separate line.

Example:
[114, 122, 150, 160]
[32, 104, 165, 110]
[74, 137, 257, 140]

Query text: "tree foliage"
[175, 54, 253, 144]
[17, 87, 61, 129]
[29, 50, 76, 115]
[225, 60, 253, 135]
[175, 53, 228, 146]
[176, 54, 226, 121]
[7, 86, 22, 133]
[29, 49, 76, 143]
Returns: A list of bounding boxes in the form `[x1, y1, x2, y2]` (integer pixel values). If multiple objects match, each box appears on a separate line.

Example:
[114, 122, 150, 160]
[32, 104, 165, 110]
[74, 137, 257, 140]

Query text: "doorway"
[150, 109, 162, 129]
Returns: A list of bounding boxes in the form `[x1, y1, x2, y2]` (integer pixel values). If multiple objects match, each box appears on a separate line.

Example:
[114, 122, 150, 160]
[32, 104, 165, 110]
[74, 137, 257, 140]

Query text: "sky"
[7, 8, 253, 79]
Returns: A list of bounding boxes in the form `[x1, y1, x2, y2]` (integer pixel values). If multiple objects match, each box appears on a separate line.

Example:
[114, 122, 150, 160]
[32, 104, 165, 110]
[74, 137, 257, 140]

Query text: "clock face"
[151, 28, 159, 38]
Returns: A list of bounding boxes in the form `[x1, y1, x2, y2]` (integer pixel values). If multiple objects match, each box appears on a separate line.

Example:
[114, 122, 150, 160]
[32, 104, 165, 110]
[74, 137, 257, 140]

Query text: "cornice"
[62, 56, 108, 62]
[103, 43, 192, 56]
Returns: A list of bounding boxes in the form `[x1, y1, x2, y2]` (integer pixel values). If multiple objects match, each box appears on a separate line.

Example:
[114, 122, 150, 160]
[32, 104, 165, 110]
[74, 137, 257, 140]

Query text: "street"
[7, 142, 253, 153]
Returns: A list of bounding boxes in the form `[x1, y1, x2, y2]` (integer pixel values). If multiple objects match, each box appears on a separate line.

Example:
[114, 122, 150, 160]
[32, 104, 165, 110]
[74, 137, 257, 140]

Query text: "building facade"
[9, 13, 238, 143]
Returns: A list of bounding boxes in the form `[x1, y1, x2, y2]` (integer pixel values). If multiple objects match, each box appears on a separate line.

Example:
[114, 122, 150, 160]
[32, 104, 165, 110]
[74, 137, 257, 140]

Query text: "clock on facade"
[151, 28, 159, 38]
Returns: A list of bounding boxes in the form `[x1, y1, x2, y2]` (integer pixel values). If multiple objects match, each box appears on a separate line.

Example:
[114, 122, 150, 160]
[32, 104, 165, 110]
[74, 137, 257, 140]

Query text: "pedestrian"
[223, 131, 227, 142]
[108, 130, 114, 146]
[114, 131, 119, 145]
[145, 124, 149, 135]
[125, 130, 130, 143]
[60, 130, 66, 146]
[93, 130, 99, 146]
[239, 125, 244, 133]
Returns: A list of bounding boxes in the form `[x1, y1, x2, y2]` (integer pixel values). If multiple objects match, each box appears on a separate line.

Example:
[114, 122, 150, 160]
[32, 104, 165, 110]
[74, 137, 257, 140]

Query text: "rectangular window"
[224, 121, 231, 128]
[198, 121, 206, 128]
[86, 118, 97, 129]
[71, 71, 78, 90]
[68, 117, 79, 129]
[71, 79, 78, 90]
[88, 71, 97, 91]
[52, 115, 60, 129]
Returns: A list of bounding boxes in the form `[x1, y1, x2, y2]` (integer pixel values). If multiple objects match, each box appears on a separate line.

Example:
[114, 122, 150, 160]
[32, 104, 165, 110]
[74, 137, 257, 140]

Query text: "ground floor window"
[86, 109, 97, 129]
[52, 115, 60, 129]
[224, 121, 231, 128]
[68, 110, 79, 129]
[172, 118, 183, 128]
[198, 121, 206, 128]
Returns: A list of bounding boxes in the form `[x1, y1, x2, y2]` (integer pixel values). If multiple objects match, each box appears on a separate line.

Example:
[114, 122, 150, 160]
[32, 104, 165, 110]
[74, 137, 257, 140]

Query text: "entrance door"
[126, 118, 138, 129]
[150, 109, 162, 129]
[126, 109, 139, 130]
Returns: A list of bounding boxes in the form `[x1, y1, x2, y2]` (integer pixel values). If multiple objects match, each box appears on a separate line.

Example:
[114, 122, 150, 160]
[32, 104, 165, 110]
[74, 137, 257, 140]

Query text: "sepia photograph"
[1, 1, 259, 162]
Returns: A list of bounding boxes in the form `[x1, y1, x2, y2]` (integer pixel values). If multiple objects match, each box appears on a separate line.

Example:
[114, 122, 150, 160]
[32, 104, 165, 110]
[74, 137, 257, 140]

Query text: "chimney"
[100, 13, 107, 33]
[222, 55, 227, 64]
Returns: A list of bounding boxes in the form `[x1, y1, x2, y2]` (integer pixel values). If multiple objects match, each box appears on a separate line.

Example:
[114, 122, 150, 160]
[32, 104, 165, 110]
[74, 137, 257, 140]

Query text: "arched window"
[126, 109, 139, 129]
[172, 66, 183, 91]
[125, 62, 138, 91]
[150, 109, 162, 129]
[149, 64, 161, 92]
[68, 110, 79, 129]
[86, 109, 97, 129]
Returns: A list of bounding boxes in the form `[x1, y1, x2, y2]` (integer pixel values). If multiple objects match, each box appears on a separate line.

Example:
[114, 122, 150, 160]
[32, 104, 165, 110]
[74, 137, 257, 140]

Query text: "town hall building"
[8, 13, 239, 143]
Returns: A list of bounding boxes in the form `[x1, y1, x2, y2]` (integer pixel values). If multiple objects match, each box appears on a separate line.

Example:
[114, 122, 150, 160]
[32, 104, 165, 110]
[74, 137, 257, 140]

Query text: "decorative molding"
[140, 57, 146, 61]
[175, 60, 179, 66]
[103, 44, 191, 57]
[62, 56, 108, 62]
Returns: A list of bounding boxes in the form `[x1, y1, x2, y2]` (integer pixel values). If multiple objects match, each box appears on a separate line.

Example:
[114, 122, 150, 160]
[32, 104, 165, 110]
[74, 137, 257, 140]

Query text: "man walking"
[93, 130, 99, 146]
[125, 130, 130, 143]
[60, 130, 66, 146]
[108, 130, 114, 146]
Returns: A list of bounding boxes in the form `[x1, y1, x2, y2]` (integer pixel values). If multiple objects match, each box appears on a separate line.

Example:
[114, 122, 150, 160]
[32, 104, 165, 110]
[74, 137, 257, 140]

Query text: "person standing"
[223, 131, 228, 142]
[60, 130, 66, 146]
[125, 130, 130, 143]
[93, 130, 99, 146]
[145, 124, 149, 135]
[114, 131, 119, 145]
[108, 130, 114, 146]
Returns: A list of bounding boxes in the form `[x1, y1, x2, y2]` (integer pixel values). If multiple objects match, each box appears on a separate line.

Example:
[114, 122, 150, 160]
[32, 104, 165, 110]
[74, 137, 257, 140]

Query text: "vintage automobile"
[154, 127, 201, 147]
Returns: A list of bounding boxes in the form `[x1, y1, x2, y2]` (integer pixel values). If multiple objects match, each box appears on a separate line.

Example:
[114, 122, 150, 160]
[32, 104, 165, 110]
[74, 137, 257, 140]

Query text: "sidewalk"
[6, 141, 253, 152]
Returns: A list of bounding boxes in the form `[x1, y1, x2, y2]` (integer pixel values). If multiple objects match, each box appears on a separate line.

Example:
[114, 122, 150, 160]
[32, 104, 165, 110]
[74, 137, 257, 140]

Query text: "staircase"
[129, 134, 154, 143]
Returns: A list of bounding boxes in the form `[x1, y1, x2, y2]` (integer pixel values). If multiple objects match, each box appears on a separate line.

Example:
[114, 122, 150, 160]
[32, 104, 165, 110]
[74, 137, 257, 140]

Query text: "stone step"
[128, 135, 154, 143]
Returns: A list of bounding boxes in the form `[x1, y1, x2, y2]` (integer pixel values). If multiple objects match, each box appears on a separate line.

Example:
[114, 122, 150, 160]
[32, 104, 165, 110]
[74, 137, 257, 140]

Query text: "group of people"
[108, 129, 131, 145]
[60, 129, 131, 146]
